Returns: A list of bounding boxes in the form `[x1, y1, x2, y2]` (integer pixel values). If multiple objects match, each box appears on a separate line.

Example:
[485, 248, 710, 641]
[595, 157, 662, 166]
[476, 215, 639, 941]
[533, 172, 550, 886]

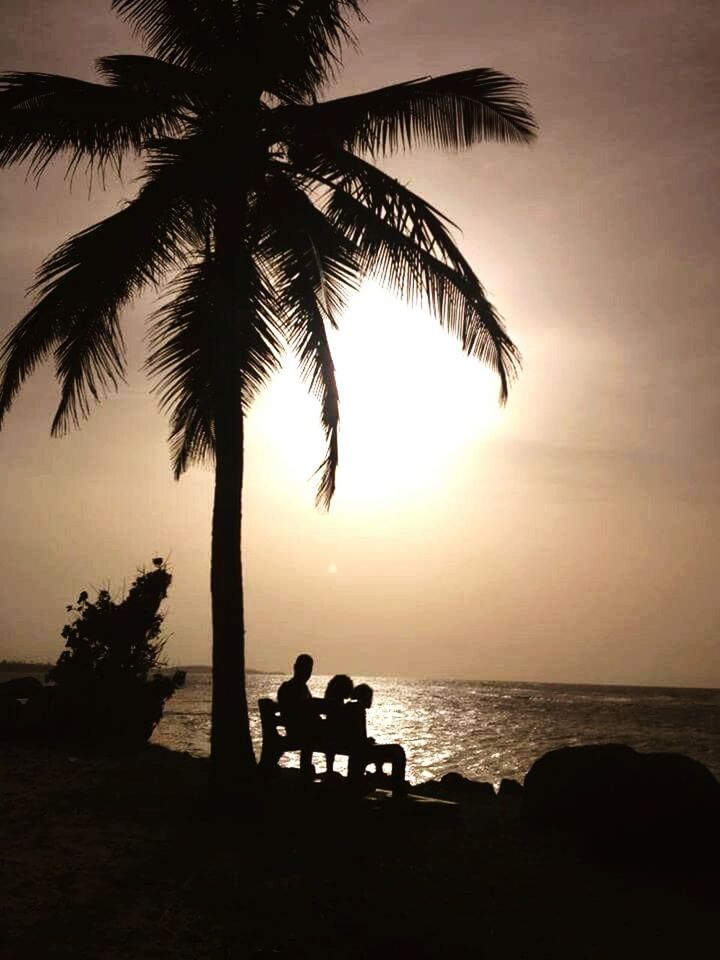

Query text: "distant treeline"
[1, 660, 273, 674]
[0, 660, 54, 672]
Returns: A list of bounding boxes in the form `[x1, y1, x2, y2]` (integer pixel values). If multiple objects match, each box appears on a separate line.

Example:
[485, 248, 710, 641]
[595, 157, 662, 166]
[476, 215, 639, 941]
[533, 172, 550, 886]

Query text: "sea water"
[154, 672, 720, 786]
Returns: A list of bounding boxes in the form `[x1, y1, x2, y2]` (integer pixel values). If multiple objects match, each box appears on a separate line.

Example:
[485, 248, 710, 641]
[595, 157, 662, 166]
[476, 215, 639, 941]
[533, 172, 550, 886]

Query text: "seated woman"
[346, 684, 407, 799]
[322, 673, 354, 775]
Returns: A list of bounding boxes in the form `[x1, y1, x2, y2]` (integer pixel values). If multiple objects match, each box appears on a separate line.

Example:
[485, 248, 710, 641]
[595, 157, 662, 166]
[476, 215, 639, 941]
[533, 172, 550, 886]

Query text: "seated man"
[277, 653, 319, 775]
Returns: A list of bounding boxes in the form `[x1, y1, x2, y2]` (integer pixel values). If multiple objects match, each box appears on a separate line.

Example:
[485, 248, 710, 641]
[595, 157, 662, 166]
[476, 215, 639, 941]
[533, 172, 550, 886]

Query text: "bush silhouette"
[41, 558, 185, 747]
[49, 558, 171, 688]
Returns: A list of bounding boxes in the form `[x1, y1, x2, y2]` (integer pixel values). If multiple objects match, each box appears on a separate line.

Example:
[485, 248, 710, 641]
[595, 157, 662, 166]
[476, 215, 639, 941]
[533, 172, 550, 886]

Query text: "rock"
[523, 743, 720, 861]
[412, 772, 495, 802]
[498, 778, 523, 798]
[636, 751, 720, 820]
[524, 744, 636, 825]
[24, 685, 56, 730]
[440, 772, 468, 789]
[1, 675, 184, 748]
[0, 695, 24, 733]
[0, 676, 43, 699]
[440, 772, 496, 800]
[0, 677, 47, 736]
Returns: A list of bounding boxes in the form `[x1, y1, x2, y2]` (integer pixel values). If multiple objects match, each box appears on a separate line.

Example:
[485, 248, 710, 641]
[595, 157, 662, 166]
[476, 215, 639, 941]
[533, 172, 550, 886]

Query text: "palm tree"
[0, 1, 535, 785]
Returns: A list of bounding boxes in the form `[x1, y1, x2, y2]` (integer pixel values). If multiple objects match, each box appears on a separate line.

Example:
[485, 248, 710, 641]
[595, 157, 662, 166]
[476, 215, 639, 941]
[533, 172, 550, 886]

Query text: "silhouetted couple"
[277, 654, 406, 796]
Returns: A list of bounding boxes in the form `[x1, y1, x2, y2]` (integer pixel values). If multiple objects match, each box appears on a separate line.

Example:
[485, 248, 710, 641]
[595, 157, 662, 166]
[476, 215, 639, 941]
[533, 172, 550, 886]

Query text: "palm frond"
[256, 171, 360, 505]
[279, 68, 536, 155]
[96, 55, 213, 105]
[146, 260, 216, 476]
[49, 147, 213, 434]
[0, 147, 209, 434]
[0, 305, 57, 431]
[238, 258, 286, 410]
[1, 1, 532, 509]
[0, 71, 182, 178]
[112, 0, 237, 71]
[146, 254, 283, 477]
[295, 149, 520, 401]
[258, 1, 366, 103]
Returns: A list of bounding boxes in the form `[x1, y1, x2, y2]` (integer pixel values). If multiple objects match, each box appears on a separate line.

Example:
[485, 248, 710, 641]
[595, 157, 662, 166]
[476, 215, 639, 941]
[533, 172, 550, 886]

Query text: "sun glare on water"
[249, 282, 503, 510]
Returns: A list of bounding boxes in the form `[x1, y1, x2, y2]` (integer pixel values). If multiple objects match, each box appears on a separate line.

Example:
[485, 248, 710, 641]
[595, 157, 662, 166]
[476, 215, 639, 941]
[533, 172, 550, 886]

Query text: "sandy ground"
[0, 741, 716, 959]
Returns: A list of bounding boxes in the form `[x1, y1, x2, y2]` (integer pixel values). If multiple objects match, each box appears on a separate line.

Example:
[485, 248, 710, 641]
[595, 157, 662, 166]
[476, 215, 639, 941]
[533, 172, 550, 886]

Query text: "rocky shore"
[1, 741, 717, 959]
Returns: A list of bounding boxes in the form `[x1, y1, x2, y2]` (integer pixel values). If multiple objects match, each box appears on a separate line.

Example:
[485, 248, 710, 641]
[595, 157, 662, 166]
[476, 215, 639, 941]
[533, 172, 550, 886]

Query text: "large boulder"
[498, 778, 523, 798]
[440, 772, 496, 800]
[523, 744, 720, 860]
[0, 694, 24, 733]
[0, 676, 43, 699]
[0, 672, 185, 749]
[0, 677, 45, 736]
[41, 672, 185, 748]
[413, 772, 495, 802]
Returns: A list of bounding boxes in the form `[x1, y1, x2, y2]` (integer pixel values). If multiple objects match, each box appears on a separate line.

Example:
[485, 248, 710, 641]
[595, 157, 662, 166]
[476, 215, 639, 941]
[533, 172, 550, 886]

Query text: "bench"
[258, 698, 410, 799]
[258, 697, 360, 773]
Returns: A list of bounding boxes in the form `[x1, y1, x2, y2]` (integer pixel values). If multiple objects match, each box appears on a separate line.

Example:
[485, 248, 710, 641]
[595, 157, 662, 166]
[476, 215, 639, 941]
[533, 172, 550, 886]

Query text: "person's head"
[353, 683, 374, 709]
[324, 674, 354, 704]
[293, 654, 313, 682]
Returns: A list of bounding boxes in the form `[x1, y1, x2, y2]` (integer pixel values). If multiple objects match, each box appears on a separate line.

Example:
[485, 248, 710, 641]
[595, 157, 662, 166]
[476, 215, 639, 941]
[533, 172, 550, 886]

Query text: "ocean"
[155, 671, 720, 786]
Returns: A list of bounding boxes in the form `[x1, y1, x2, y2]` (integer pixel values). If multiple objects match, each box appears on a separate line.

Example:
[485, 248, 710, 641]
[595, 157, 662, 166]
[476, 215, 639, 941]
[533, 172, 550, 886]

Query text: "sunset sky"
[1, 0, 718, 687]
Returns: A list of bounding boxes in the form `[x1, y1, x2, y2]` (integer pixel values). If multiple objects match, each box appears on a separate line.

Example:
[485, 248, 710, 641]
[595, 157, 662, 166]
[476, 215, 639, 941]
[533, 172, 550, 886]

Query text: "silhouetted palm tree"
[0, 1, 535, 785]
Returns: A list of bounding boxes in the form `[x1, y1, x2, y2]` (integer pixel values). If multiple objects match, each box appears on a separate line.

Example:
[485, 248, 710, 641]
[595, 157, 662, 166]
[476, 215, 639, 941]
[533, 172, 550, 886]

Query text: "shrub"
[48, 557, 172, 688]
[41, 558, 185, 747]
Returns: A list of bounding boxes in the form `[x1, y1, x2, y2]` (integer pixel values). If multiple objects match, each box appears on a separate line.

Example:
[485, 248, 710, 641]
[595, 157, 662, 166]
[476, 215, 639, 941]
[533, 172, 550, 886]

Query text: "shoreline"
[6, 670, 719, 784]
[1, 740, 716, 959]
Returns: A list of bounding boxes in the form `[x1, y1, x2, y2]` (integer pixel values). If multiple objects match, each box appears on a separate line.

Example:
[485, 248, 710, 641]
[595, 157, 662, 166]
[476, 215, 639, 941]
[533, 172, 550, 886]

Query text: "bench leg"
[300, 748, 315, 777]
[259, 741, 283, 771]
[347, 753, 368, 792]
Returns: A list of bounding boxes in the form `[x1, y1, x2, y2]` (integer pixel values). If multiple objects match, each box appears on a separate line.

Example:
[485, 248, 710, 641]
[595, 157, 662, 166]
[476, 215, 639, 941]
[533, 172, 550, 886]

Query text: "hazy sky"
[1, 0, 718, 686]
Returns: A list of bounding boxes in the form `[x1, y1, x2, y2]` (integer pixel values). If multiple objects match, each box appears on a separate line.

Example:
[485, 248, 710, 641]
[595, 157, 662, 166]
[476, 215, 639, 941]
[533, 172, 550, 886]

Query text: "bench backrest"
[257, 696, 331, 742]
[258, 698, 283, 735]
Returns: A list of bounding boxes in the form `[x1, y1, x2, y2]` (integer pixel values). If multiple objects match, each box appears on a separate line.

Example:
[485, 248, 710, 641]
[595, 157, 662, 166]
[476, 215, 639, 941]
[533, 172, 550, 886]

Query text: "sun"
[247, 281, 504, 510]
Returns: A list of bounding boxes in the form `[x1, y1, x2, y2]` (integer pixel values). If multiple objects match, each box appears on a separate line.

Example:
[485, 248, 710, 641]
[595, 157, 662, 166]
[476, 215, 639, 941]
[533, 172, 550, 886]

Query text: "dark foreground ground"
[0, 743, 716, 959]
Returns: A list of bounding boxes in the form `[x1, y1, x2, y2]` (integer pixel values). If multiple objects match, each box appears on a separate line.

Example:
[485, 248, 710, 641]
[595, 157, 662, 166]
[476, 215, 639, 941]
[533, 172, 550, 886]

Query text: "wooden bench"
[258, 697, 358, 773]
[258, 699, 411, 800]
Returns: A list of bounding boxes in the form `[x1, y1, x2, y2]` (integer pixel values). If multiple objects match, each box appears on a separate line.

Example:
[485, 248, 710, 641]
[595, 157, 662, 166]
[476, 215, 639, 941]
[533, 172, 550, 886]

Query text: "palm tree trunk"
[209, 394, 256, 785]
[209, 201, 257, 788]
